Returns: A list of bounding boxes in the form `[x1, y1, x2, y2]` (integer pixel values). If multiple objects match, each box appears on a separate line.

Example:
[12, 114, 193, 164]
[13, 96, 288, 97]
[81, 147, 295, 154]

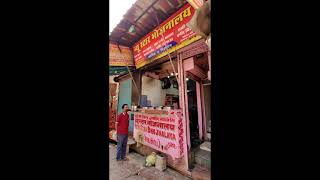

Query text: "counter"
[132, 109, 186, 159]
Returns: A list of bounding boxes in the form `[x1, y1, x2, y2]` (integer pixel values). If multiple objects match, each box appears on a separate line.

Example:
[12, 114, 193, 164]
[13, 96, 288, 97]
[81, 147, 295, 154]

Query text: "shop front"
[130, 58, 189, 174]
[177, 39, 211, 170]
[109, 2, 211, 175]
[130, 38, 211, 174]
[127, 3, 211, 174]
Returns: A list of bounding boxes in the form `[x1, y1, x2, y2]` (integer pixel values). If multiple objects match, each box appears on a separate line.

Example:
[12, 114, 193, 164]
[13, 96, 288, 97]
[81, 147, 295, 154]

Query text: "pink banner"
[133, 110, 185, 159]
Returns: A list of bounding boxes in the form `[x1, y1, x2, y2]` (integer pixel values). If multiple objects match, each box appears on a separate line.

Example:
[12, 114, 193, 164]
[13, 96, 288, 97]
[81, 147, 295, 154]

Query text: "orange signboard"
[109, 43, 134, 66]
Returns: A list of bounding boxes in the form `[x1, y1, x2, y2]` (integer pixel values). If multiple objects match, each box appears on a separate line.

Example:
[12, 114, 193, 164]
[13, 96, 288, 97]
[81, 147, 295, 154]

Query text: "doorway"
[187, 78, 201, 150]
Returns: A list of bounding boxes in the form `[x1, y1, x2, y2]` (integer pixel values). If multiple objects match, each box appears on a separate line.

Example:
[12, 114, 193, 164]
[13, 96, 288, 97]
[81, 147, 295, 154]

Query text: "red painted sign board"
[133, 4, 202, 69]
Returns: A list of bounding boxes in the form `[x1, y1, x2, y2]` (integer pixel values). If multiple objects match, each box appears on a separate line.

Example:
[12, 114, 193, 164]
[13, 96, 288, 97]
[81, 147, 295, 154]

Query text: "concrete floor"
[109, 143, 192, 180]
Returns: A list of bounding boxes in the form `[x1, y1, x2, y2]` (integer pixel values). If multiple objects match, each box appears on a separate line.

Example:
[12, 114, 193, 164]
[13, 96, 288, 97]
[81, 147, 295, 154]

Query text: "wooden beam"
[117, 5, 158, 44]
[111, 27, 139, 46]
[124, 34, 134, 45]
[134, 0, 159, 23]
[167, 0, 178, 10]
[114, 27, 127, 32]
[146, 10, 160, 28]
[109, 38, 128, 47]
[168, 0, 180, 7]
[111, 0, 168, 46]
[134, 4, 144, 11]
[135, 22, 150, 35]
[140, 14, 157, 30]
[151, 7, 168, 21]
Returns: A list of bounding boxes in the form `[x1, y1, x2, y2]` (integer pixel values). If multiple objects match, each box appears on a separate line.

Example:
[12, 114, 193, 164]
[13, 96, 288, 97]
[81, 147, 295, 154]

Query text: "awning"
[109, 0, 188, 47]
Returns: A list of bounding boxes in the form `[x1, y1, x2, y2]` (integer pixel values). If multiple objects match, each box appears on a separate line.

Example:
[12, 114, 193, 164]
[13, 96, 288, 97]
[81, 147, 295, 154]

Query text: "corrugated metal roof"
[109, 0, 188, 47]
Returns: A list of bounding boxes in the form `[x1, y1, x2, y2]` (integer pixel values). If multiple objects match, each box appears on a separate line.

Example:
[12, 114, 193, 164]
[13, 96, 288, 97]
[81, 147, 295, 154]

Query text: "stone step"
[194, 149, 211, 169]
[200, 141, 211, 152]
[195, 149, 210, 160]
[195, 156, 211, 169]
[191, 164, 211, 180]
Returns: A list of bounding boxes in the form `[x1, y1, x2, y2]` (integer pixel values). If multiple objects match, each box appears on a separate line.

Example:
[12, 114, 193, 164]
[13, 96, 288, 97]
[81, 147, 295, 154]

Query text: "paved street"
[109, 143, 192, 180]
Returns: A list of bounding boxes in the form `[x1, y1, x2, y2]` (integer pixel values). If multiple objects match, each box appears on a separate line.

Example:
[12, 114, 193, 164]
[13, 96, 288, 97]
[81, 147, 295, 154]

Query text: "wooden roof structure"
[109, 0, 188, 47]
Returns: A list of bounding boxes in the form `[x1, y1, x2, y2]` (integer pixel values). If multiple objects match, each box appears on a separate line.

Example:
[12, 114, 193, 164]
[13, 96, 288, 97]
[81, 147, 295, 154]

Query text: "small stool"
[155, 154, 167, 171]
[126, 137, 136, 154]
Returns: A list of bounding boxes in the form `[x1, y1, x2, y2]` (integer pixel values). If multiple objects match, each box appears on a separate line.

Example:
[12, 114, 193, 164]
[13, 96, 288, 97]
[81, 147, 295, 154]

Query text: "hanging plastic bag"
[145, 152, 157, 167]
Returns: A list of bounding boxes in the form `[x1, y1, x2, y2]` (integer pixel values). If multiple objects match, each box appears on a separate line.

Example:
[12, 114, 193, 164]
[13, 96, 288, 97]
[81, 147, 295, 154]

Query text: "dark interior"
[187, 79, 201, 150]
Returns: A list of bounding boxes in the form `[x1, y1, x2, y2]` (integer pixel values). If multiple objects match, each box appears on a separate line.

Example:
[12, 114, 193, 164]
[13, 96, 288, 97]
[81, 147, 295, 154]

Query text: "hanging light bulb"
[167, 76, 170, 78]
[128, 25, 135, 33]
[186, 78, 189, 81]
[170, 73, 174, 76]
